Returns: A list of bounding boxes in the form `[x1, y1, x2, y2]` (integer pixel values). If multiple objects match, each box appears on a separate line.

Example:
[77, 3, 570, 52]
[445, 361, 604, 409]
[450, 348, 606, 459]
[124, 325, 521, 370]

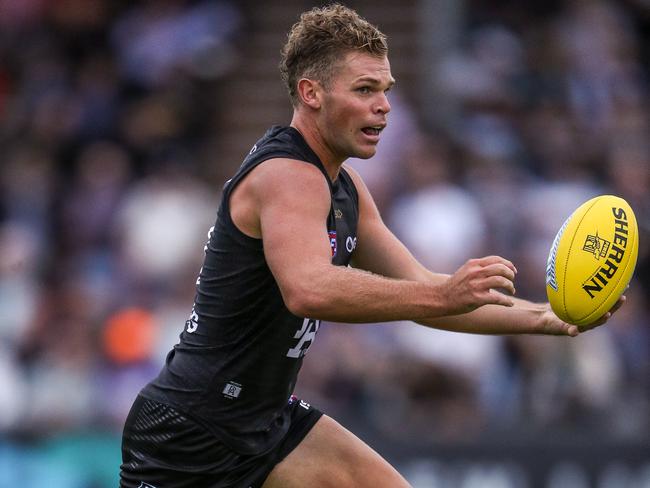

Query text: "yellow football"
[545, 195, 638, 326]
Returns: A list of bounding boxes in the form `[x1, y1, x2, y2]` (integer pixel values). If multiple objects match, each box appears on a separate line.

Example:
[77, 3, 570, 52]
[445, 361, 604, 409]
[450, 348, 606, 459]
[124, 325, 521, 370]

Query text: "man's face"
[318, 51, 394, 161]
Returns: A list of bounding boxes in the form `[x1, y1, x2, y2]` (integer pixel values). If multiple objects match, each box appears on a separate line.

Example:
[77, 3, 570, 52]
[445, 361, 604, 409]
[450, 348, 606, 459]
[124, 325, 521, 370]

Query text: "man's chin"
[354, 147, 378, 160]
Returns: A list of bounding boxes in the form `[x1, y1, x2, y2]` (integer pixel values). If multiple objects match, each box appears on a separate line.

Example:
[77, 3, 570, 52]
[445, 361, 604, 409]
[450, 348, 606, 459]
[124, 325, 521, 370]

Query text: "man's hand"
[439, 256, 517, 315]
[538, 295, 627, 336]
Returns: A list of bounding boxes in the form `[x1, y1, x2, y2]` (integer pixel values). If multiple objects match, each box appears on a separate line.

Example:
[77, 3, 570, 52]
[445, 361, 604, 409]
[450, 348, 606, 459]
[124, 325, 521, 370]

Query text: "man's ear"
[296, 78, 322, 109]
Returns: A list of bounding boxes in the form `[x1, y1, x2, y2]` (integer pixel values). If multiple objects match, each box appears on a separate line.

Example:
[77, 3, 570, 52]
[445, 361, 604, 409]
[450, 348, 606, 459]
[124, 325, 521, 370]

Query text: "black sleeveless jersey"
[141, 126, 359, 455]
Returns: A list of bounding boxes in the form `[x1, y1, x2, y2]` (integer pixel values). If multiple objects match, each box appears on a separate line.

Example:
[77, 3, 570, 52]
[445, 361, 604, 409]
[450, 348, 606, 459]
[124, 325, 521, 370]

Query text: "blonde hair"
[279, 3, 388, 106]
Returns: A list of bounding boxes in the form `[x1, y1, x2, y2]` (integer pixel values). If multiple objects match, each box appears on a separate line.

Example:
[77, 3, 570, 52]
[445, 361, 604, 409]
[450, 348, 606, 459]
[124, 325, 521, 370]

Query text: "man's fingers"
[476, 256, 517, 274]
[575, 294, 627, 334]
[579, 313, 610, 332]
[609, 295, 626, 314]
[481, 263, 517, 282]
[587, 295, 626, 329]
[449, 256, 519, 312]
[485, 289, 515, 307]
[482, 275, 516, 296]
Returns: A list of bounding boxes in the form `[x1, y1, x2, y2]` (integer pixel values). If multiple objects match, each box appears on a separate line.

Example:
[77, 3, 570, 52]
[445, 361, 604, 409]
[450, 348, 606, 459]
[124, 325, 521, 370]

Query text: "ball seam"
[562, 197, 601, 323]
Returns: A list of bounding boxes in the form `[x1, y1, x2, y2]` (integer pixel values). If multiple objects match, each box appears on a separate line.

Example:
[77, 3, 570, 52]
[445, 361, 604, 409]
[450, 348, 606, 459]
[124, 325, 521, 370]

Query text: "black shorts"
[119, 395, 322, 488]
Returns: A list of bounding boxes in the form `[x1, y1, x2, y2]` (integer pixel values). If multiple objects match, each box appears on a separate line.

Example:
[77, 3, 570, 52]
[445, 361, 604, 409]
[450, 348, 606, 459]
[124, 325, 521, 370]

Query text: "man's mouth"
[361, 126, 384, 136]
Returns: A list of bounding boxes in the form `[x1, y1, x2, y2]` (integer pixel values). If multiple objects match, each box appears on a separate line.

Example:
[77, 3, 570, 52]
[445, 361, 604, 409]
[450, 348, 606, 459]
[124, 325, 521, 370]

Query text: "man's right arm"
[237, 158, 515, 324]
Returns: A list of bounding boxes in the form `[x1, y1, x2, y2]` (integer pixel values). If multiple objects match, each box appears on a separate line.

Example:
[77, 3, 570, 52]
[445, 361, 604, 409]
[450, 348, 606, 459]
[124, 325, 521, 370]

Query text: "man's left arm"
[345, 165, 622, 336]
[417, 295, 623, 337]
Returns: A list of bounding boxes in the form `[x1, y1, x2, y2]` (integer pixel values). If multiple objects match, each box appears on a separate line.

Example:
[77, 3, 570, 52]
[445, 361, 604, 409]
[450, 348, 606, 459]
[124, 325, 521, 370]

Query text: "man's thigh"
[262, 415, 411, 488]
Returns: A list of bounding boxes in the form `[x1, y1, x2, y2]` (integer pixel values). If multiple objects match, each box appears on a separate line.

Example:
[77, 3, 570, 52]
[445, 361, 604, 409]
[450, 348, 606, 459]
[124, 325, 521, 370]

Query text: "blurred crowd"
[0, 0, 649, 485]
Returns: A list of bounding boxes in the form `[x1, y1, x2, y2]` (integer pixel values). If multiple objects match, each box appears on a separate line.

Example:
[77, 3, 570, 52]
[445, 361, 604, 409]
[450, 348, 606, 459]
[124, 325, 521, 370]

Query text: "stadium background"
[0, 0, 648, 486]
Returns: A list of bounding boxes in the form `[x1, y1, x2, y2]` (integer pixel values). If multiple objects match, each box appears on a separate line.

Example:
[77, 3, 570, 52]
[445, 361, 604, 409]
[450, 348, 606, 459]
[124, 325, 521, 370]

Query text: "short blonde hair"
[279, 3, 388, 106]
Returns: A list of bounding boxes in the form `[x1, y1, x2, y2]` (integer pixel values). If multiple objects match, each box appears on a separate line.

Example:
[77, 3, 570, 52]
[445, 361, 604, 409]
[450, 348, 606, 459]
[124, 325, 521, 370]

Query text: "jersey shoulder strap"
[223, 126, 329, 200]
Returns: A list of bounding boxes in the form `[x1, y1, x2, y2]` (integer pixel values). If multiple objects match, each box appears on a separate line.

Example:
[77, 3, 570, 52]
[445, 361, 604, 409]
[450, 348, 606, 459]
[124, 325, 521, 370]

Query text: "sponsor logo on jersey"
[346, 236, 357, 253]
[334, 208, 343, 219]
[138, 483, 158, 488]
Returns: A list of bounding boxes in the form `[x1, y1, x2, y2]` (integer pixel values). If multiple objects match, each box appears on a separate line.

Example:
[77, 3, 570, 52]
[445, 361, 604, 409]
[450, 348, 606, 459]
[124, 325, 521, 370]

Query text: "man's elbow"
[282, 284, 328, 318]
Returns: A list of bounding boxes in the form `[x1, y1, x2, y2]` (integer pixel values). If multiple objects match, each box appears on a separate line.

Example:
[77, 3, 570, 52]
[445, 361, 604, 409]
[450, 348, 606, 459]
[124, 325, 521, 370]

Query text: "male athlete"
[120, 4, 624, 487]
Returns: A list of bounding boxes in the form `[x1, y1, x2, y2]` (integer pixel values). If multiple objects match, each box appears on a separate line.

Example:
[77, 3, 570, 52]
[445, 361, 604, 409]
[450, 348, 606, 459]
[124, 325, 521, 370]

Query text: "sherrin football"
[545, 195, 638, 326]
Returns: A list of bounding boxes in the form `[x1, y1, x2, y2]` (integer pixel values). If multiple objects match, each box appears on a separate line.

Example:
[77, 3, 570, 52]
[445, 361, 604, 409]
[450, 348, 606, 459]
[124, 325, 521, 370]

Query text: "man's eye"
[357, 86, 371, 94]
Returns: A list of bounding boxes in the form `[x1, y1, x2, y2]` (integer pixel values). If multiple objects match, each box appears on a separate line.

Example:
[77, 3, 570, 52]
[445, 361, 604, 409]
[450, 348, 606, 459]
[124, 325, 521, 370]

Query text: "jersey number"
[286, 318, 320, 358]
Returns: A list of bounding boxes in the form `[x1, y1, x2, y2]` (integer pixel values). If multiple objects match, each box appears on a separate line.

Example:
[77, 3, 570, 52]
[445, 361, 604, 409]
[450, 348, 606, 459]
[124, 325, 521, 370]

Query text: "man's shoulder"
[237, 126, 305, 169]
[247, 157, 328, 191]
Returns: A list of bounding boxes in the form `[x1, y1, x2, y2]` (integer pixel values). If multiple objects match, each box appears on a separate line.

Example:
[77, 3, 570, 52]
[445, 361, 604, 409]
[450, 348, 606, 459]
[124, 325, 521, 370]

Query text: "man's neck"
[290, 114, 343, 182]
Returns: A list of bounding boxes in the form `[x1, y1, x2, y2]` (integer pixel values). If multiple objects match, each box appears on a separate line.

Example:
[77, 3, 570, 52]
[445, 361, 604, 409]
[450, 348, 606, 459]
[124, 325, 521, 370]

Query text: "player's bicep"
[254, 160, 333, 306]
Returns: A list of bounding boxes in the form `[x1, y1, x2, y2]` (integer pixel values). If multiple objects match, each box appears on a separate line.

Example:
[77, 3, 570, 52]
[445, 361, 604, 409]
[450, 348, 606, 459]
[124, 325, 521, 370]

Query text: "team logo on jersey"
[329, 230, 337, 257]
[334, 208, 343, 219]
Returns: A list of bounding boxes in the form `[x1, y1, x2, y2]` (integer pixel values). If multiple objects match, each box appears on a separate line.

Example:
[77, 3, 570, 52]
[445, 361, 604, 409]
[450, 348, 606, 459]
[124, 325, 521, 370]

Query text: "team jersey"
[140, 126, 359, 455]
